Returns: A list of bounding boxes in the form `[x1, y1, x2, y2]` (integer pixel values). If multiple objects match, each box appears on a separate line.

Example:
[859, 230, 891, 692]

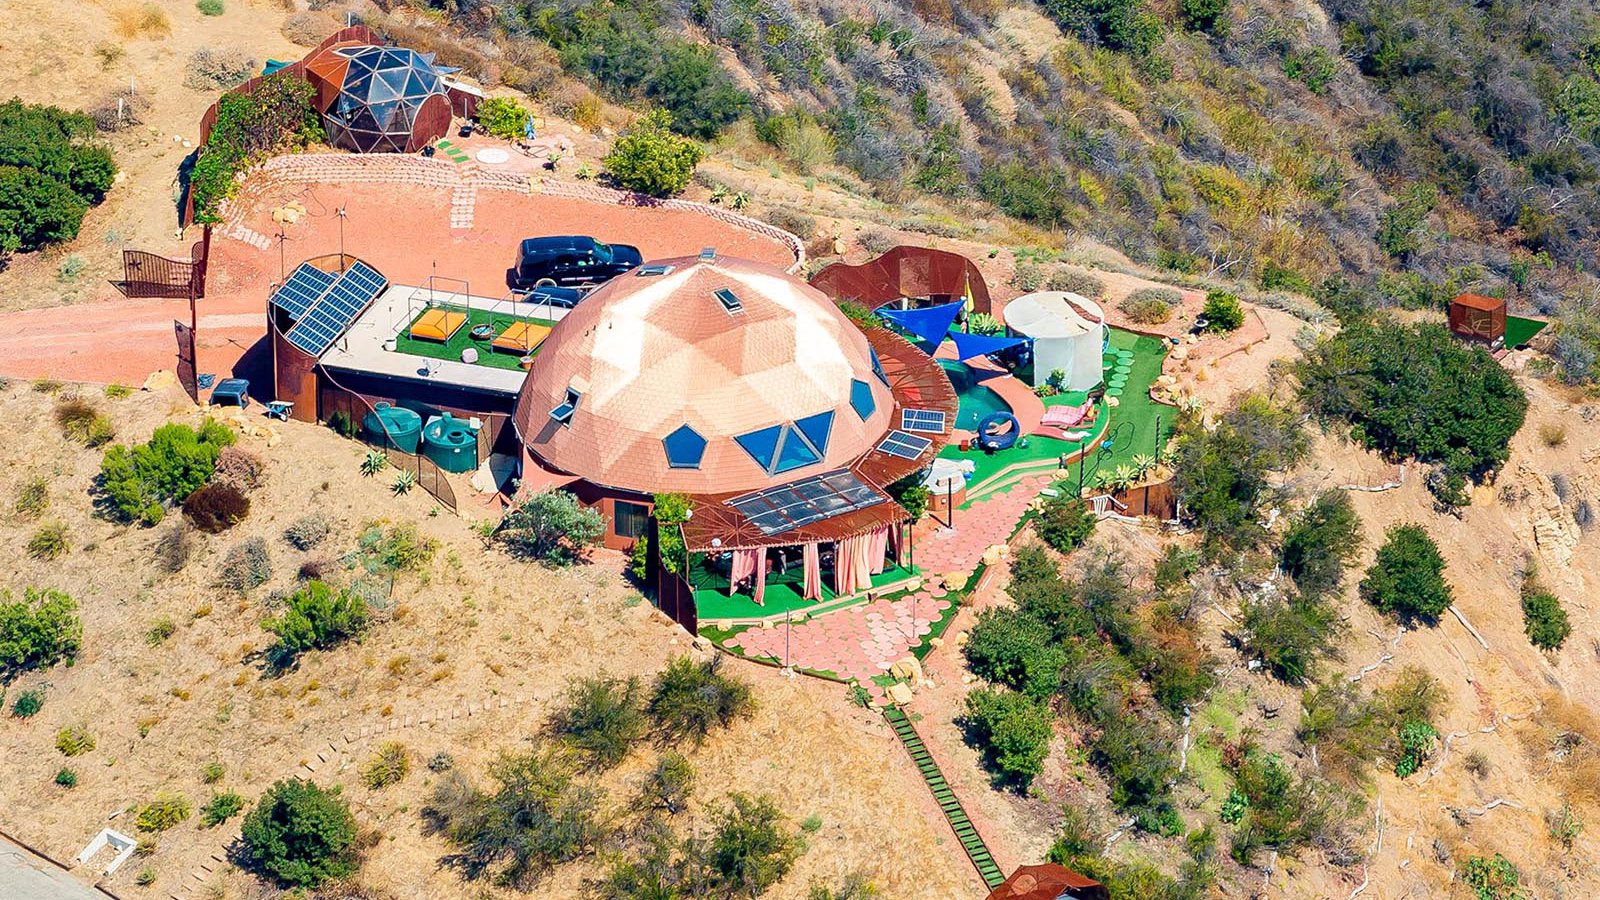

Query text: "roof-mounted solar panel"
[282, 261, 388, 356]
[900, 408, 947, 434]
[726, 470, 886, 536]
[714, 288, 744, 314]
[271, 264, 338, 319]
[877, 430, 932, 461]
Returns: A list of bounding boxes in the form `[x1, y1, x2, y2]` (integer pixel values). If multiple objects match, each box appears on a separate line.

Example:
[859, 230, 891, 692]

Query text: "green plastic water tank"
[421, 413, 479, 473]
[363, 403, 422, 454]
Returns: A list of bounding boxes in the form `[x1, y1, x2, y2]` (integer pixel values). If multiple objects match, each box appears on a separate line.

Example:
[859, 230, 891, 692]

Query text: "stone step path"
[884, 707, 1005, 889]
[915, 474, 1053, 581]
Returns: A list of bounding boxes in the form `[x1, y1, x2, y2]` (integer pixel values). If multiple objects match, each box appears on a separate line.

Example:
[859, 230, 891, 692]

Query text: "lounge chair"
[492, 321, 553, 355]
[1040, 400, 1095, 428]
[409, 308, 467, 343]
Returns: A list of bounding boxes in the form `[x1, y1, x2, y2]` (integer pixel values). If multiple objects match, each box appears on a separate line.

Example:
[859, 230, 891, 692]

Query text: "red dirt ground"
[0, 178, 795, 387]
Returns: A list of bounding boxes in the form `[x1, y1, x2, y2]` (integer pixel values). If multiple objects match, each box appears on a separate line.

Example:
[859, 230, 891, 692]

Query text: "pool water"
[938, 360, 1013, 431]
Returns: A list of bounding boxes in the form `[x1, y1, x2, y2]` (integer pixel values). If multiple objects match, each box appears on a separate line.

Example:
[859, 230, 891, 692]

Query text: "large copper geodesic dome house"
[306, 44, 453, 153]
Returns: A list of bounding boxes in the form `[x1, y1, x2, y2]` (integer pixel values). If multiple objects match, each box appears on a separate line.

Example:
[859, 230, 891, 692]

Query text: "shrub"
[1520, 565, 1571, 651]
[145, 616, 176, 646]
[423, 744, 605, 888]
[55, 767, 78, 788]
[15, 477, 48, 518]
[967, 312, 1004, 336]
[183, 483, 250, 533]
[136, 793, 192, 832]
[153, 522, 193, 574]
[963, 687, 1054, 787]
[220, 536, 271, 591]
[1034, 494, 1097, 553]
[1359, 524, 1453, 622]
[1460, 854, 1521, 900]
[27, 522, 69, 560]
[56, 724, 95, 756]
[476, 96, 527, 139]
[1296, 320, 1526, 505]
[885, 473, 930, 523]
[1539, 423, 1567, 447]
[0, 100, 115, 254]
[1093, 715, 1179, 819]
[604, 110, 703, 197]
[182, 47, 253, 90]
[201, 791, 245, 826]
[55, 396, 114, 446]
[241, 779, 358, 887]
[1225, 749, 1342, 863]
[362, 523, 435, 573]
[1118, 291, 1174, 325]
[1180, 0, 1228, 33]
[640, 751, 695, 815]
[428, 752, 455, 772]
[213, 445, 265, 492]
[196, 0, 224, 15]
[963, 607, 1065, 700]
[361, 742, 410, 789]
[495, 490, 604, 566]
[0, 587, 82, 679]
[764, 206, 817, 240]
[709, 793, 801, 897]
[648, 655, 755, 745]
[11, 688, 44, 717]
[262, 580, 370, 667]
[1171, 394, 1308, 559]
[1241, 593, 1341, 684]
[135, 867, 156, 886]
[1201, 291, 1245, 332]
[549, 675, 647, 770]
[1393, 720, 1437, 778]
[1279, 491, 1362, 598]
[284, 514, 331, 550]
[201, 761, 225, 784]
[189, 73, 323, 223]
[1046, 269, 1105, 298]
[99, 420, 235, 525]
[766, 112, 834, 173]
[1041, 0, 1164, 56]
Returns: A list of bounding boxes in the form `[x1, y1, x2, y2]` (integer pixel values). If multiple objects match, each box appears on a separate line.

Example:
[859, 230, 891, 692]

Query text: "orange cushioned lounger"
[492, 321, 552, 354]
[408, 308, 467, 342]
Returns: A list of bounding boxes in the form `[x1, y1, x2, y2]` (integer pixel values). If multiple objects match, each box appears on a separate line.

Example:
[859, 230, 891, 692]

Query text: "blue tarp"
[875, 300, 965, 347]
[949, 330, 1030, 360]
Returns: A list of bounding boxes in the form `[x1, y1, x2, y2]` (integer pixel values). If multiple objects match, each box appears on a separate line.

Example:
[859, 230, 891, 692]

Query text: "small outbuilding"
[985, 863, 1108, 900]
[1449, 293, 1506, 344]
[1000, 291, 1108, 392]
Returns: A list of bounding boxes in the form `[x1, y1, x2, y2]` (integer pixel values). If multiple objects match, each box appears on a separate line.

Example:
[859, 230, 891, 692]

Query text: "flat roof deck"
[320, 284, 570, 396]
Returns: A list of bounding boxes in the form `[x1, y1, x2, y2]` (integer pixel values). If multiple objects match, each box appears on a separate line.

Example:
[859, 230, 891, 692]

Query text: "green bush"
[1279, 491, 1362, 598]
[11, 688, 44, 717]
[1461, 853, 1521, 900]
[1375, 183, 1437, 258]
[241, 779, 358, 887]
[189, 74, 323, 224]
[1179, 0, 1228, 33]
[145, 616, 175, 646]
[963, 687, 1054, 787]
[98, 420, 235, 525]
[220, 536, 272, 592]
[963, 607, 1065, 700]
[1393, 720, 1437, 778]
[640, 750, 695, 815]
[1201, 291, 1245, 332]
[136, 793, 192, 832]
[55, 396, 114, 446]
[360, 741, 410, 789]
[604, 110, 704, 197]
[1042, 0, 1164, 57]
[1226, 749, 1342, 863]
[55, 723, 95, 756]
[648, 655, 755, 745]
[201, 791, 245, 826]
[15, 477, 48, 519]
[1118, 291, 1174, 325]
[885, 474, 930, 523]
[1034, 494, 1097, 553]
[1171, 394, 1308, 559]
[495, 490, 605, 566]
[1241, 593, 1341, 684]
[549, 675, 647, 770]
[196, 0, 224, 15]
[423, 743, 605, 888]
[476, 96, 527, 139]
[55, 767, 78, 788]
[201, 761, 225, 784]
[1359, 524, 1453, 622]
[1297, 320, 1525, 506]
[1520, 565, 1570, 651]
[709, 793, 801, 897]
[1093, 715, 1179, 818]
[0, 587, 82, 680]
[26, 522, 69, 560]
[0, 100, 115, 254]
[263, 580, 369, 666]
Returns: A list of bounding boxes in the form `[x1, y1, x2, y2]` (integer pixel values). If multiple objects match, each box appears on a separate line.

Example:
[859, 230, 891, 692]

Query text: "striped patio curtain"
[802, 543, 822, 601]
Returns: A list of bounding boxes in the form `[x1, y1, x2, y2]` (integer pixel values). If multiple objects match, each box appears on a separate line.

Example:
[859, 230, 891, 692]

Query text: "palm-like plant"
[391, 468, 416, 496]
[361, 450, 387, 477]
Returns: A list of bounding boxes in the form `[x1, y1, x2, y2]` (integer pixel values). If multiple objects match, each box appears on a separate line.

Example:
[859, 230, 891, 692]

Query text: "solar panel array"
[284, 261, 388, 356]
[877, 430, 932, 461]
[727, 469, 886, 536]
[271, 264, 338, 319]
[900, 408, 947, 434]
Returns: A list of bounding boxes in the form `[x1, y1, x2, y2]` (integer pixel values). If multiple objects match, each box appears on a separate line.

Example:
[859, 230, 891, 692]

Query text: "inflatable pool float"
[976, 411, 1022, 452]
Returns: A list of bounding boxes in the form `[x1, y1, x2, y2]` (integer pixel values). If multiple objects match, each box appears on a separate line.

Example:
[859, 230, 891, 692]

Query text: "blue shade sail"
[948, 330, 1030, 360]
[874, 299, 965, 347]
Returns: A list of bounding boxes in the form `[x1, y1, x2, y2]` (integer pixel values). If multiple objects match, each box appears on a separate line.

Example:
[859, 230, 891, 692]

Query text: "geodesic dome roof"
[322, 46, 449, 153]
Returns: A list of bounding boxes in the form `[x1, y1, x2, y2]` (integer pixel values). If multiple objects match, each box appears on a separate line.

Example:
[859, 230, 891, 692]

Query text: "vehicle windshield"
[592, 241, 613, 263]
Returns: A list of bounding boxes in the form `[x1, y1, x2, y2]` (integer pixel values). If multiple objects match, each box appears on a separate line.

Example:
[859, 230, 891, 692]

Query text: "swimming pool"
[938, 360, 1013, 431]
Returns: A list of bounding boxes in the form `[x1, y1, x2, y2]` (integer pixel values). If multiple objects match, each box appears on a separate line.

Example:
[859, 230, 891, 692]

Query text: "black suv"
[508, 236, 643, 290]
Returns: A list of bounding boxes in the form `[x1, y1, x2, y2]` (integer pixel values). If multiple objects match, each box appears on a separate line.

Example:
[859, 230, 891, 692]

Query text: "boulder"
[886, 682, 914, 705]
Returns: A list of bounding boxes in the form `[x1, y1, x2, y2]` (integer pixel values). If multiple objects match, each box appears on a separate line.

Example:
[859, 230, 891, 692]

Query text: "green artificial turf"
[1504, 315, 1547, 348]
[392, 305, 557, 372]
[692, 561, 919, 622]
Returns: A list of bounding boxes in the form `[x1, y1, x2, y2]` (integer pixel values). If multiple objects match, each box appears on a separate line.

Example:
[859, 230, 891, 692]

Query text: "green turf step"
[883, 709, 1005, 889]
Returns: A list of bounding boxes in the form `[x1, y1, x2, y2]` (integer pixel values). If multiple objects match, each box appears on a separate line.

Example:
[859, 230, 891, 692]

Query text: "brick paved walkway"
[914, 473, 1054, 581]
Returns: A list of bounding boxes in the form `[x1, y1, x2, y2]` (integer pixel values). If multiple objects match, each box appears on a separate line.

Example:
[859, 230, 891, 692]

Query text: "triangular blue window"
[735, 425, 783, 472]
[869, 348, 889, 386]
[849, 379, 876, 421]
[794, 411, 833, 456]
[772, 424, 822, 474]
[662, 424, 707, 469]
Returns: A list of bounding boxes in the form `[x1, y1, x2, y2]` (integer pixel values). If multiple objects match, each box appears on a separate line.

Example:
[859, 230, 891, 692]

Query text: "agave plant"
[730, 191, 751, 210]
[391, 468, 416, 496]
[709, 184, 730, 204]
[361, 450, 388, 477]
[1130, 454, 1156, 477]
[1110, 464, 1137, 491]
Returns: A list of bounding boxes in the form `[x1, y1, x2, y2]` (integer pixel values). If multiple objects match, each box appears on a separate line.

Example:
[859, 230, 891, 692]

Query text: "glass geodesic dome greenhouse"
[322, 46, 453, 153]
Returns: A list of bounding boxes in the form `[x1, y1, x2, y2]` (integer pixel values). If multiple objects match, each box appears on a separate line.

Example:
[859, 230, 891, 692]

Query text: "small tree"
[1201, 291, 1246, 332]
[648, 655, 756, 745]
[0, 587, 82, 681]
[962, 688, 1054, 787]
[548, 674, 648, 770]
[640, 751, 696, 815]
[476, 96, 527, 140]
[495, 490, 604, 566]
[99, 420, 234, 525]
[1359, 524, 1453, 622]
[241, 779, 358, 887]
[963, 607, 1065, 700]
[1279, 491, 1362, 598]
[1034, 494, 1096, 553]
[709, 793, 801, 897]
[604, 110, 704, 198]
[262, 580, 370, 667]
[1520, 565, 1571, 651]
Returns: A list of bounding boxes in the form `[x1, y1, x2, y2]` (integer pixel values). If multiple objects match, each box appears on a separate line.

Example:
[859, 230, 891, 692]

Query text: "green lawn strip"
[392, 305, 556, 372]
